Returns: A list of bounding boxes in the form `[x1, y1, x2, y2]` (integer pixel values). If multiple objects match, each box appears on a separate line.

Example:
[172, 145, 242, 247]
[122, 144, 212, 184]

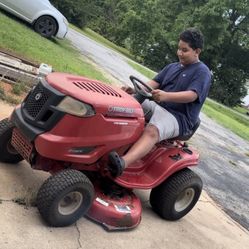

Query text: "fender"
[31, 9, 63, 25]
[115, 145, 199, 189]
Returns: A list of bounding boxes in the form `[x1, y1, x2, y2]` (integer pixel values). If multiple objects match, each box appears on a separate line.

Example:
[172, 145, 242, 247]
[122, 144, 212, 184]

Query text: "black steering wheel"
[129, 76, 153, 101]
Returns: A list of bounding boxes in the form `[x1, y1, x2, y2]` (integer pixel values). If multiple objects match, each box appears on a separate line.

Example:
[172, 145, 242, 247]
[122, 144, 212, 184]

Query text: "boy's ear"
[196, 48, 201, 55]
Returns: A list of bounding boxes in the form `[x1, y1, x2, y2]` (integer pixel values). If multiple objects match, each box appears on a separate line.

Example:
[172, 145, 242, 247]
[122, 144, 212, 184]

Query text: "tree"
[197, 0, 249, 106]
[113, 0, 249, 106]
[51, 0, 96, 28]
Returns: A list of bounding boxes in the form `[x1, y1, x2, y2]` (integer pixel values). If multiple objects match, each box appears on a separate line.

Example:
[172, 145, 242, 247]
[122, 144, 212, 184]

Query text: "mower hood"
[46, 72, 144, 118]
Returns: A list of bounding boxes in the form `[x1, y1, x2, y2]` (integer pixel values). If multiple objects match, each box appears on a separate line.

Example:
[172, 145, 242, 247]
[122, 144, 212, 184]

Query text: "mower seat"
[169, 118, 201, 141]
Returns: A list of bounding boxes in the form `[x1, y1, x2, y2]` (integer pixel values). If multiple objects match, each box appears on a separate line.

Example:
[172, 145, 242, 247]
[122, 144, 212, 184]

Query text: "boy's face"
[177, 40, 200, 66]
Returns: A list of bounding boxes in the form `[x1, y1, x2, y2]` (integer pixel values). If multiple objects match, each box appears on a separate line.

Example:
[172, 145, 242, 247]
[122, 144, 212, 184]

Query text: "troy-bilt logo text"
[108, 106, 134, 114]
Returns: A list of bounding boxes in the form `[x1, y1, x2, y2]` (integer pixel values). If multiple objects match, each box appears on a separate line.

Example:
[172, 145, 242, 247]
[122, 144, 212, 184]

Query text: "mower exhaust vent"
[73, 81, 122, 97]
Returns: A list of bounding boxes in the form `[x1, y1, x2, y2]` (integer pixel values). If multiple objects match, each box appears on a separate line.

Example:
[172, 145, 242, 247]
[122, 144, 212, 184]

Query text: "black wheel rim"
[36, 18, 55, 36]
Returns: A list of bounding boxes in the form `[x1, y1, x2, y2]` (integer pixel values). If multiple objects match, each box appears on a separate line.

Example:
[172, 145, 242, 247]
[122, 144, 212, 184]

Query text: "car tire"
[37, 169, 94, 227]
[34, 15, 58, 38]
[150, 168, 202, 220]
[0, 118, 23, 164]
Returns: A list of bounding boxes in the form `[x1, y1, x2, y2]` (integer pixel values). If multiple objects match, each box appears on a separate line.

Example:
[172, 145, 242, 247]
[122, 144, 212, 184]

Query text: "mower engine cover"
[11, 72, 145, 164]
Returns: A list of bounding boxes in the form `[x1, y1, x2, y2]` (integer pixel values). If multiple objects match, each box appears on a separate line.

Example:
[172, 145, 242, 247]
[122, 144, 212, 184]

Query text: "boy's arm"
[152, 89, 198, 103]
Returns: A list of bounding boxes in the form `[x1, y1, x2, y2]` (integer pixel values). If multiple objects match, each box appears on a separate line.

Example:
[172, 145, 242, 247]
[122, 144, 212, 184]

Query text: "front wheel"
[0, 118, 23, 163]
[37, 169, 94, 227]
[150, 168, 202, 220]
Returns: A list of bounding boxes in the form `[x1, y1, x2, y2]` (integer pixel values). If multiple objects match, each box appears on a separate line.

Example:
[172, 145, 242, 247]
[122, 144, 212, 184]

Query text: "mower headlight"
[57, 97, 95, 117]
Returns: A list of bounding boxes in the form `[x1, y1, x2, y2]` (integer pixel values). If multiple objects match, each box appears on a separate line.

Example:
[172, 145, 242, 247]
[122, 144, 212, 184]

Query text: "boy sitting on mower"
[109, 27, 212, 177]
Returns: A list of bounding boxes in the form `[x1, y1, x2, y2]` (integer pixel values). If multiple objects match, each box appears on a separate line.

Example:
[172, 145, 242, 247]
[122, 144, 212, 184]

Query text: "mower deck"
[86, 180, 142, 230]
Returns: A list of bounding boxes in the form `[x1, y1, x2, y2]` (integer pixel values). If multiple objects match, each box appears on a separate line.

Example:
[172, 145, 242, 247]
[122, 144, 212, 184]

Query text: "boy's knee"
[144, 125, 160, 141]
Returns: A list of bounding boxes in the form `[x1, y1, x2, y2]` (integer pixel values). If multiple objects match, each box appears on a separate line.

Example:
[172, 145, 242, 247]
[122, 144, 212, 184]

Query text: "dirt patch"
[0, 81, 27, 105]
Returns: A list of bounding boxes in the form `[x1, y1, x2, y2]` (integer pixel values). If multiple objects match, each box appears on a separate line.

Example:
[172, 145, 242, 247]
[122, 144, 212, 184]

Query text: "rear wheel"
[34, 15, 58, 38]
[0, 118, 23, 163]
[150, 168, 202, 220]
[37, 169, 94, 227]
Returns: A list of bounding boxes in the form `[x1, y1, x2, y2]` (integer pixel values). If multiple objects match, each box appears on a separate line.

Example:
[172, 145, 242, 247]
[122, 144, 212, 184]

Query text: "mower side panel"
[34, 113, 144, 164]
[114, 145, 199, 189]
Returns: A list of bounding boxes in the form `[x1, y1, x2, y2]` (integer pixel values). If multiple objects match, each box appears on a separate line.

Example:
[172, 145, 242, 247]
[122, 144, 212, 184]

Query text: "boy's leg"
[122, 124, 159, 167]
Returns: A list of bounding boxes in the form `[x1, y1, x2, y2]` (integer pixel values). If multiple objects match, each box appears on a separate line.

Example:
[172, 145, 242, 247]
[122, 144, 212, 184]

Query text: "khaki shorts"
[142, 100, 179, 141]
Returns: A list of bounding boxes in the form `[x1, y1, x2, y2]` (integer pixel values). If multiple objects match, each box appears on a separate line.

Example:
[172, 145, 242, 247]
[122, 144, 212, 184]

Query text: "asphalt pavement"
[67, 28, 148, 86]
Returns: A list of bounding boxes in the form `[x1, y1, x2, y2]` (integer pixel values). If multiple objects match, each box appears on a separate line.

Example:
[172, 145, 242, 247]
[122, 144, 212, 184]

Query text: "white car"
[0, 0, 68, 38]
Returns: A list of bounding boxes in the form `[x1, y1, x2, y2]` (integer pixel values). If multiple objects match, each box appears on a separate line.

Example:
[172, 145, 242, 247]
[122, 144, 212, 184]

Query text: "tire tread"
[37, 169, 94, 226]
[0, 118, 23, 163]
[150, 168, 202, 220]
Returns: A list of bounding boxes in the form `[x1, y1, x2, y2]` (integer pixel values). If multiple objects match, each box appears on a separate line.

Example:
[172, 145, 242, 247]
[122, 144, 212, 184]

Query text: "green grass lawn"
[205, 99, 249, 127]
[0, 10, 109, 82]
[202, 103, 249, 141]
[233, 105, 249, 116]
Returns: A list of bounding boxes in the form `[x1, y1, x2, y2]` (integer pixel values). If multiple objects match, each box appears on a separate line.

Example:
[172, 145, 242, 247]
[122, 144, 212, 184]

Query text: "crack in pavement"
[75, 221, 83, 249]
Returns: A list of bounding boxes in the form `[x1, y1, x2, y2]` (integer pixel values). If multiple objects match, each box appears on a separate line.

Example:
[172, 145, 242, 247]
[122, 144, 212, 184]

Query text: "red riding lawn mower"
[0, 73, 203, 230]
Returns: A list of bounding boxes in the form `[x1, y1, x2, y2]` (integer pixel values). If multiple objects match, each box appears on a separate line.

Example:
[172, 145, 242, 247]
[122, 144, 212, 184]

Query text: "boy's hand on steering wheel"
[121, 86, 135, 94]
[152, 89, 165, 103]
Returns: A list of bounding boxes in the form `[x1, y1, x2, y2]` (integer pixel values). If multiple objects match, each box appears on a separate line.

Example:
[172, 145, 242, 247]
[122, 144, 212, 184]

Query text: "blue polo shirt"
[153, 61, 211, 136]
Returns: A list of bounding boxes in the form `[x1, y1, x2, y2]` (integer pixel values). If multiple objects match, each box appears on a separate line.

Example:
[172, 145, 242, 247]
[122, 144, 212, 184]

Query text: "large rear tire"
[0, 118, 23, 163]
[37, 169, 94, 227]
[150, 168, 202, 220]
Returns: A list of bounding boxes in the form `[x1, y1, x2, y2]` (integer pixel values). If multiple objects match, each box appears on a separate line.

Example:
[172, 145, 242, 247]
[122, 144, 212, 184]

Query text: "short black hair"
[179, 28, 204, 49]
